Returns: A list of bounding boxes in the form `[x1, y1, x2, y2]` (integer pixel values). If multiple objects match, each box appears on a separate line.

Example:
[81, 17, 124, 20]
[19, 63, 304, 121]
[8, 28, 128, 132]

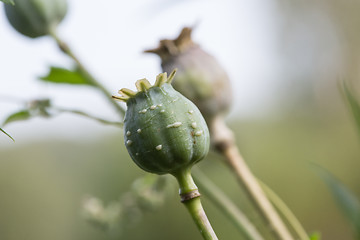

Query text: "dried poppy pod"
[4, 0, 68, 38]
[144, 27, 233, 126]
[113, 70, 210, 176]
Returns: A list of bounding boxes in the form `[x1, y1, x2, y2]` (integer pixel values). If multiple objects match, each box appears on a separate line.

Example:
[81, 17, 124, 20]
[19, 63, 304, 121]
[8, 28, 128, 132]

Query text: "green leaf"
[40, 66, 94, 86]
[3, 110, 31, 126]
[314, 164, 360, 237]
[342, 82, 360, 137]
[0, 128, 15, 141]
[1, 0, 15, 5]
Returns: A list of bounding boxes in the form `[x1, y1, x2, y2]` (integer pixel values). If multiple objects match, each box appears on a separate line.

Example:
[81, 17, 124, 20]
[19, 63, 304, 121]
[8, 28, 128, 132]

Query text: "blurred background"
[1, 0, 360, 239]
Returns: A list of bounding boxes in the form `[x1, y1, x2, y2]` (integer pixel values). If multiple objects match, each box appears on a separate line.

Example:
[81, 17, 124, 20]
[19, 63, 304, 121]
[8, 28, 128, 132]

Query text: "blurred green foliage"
[1, 0, 360, 239]
[314, 165, 360, 239]
[0, 0, 14, 5]
[342, 82, 360, 138]
[40, 66, 93, 86]
[0, 108, 359, 239]
[310, 82, 360, 240]
[3, 110, 32, 126]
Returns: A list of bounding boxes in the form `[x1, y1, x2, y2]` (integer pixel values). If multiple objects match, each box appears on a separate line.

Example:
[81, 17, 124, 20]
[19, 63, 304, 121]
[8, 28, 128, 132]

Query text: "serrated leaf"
[1, 0, 15, 5]
[314, 164, 360, 238]
[3, 110, 31, 126]
[0, 128, 14, 141]
[342, 82, 360, 137]
[40, 66, 94, 86]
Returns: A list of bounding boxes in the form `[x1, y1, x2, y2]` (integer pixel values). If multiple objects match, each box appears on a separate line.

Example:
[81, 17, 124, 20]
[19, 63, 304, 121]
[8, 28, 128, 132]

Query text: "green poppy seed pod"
[113, 70, 210, 175]
[144, 27, 232, 124]
[4, 0, 68, 38]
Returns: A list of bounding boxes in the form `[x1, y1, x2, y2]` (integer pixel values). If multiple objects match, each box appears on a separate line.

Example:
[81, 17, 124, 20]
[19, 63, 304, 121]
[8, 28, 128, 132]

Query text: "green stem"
[193, 167, 264, 240]
[0, 127, 14, 142]
[173, 168, 198, 195]
[49, 30, 125, 118]
[173, 169, 218, 240]
[258, 180, 309, 240]
[183, 197, 218, 240]
[54, 107, 123, 127]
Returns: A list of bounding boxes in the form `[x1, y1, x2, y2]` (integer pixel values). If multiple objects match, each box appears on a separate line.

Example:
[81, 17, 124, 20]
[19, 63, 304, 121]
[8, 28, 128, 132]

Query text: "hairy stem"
[49, 30, 125, 117]
[193, 167, 264, 240]
[173, 169, 218, 240]
[211, 116, 294, 240]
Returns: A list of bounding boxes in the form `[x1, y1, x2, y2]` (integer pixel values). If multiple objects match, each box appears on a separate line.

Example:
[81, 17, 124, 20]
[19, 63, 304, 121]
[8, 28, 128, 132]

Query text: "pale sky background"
[0, 0, 284, 145]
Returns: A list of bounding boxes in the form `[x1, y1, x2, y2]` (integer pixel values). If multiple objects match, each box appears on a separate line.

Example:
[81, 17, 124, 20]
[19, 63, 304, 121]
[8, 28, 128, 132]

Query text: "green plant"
[1, 1, 321, 240]
[1, 0, 14, 5]
[113, 71, 217, 239]
[312, 82, 360, 239]
[0, 127, 14, 141]
[4, 0, 67, 38]
[341, 82, 360, 138]
[146, 26, 304, 240]
[314, 164, 360, 239]
[115, 71, 209, 175]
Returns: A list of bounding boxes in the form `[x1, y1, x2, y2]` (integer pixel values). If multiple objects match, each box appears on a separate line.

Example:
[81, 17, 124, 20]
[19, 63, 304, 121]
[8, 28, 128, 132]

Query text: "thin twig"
[49, 30, 126, 118]
[0, 127, 15, 142]
[54, 107, 123, 127]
